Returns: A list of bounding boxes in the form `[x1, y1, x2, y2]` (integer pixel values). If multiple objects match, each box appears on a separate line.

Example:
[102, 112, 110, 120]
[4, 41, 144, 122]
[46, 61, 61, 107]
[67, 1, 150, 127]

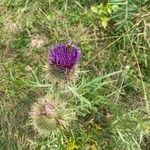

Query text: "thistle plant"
[30, 42, 81, 137]
[30, 98, 76, 137]
[47, 42, 81, 86]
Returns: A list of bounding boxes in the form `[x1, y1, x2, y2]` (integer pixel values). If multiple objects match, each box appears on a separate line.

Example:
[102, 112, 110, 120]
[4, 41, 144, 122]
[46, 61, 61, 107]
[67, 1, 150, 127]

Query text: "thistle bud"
[30, 99, 75, 137]
[47, 42, 81, 86]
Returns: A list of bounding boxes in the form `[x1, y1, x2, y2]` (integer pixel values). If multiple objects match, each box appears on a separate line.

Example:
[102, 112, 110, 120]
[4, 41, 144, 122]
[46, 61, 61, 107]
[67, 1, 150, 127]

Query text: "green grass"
[0, 0, 150, 149]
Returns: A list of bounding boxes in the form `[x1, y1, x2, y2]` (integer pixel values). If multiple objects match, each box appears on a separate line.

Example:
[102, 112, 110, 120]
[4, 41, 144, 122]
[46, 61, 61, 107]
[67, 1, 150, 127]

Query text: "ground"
[0, 0, 150, 150]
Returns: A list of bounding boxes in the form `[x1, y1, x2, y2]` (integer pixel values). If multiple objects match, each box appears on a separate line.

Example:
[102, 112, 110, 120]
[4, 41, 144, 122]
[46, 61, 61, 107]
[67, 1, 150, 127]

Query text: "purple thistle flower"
[47, 42, 81, 85]
[48, 42, 81, 72]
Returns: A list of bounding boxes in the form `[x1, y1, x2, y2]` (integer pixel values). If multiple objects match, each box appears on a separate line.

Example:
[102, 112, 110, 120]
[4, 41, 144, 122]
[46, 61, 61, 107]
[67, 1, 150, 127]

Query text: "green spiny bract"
[30, 98, 76, 137]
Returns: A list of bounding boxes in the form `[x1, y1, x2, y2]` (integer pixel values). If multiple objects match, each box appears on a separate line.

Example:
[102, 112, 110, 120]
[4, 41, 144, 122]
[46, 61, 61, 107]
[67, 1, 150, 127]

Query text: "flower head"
[47, 42, 81, 85]
[49, 42, 81, 70]
[30, 98, 75, 137]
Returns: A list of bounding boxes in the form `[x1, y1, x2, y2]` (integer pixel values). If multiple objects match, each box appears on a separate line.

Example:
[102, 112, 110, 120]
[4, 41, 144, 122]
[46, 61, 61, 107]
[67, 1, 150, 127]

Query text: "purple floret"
[48, 43, 81, 71]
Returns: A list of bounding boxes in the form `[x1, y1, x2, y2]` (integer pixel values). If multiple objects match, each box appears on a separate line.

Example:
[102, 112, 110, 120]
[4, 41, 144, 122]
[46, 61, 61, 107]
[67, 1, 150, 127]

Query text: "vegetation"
[0, 0, 150, 149]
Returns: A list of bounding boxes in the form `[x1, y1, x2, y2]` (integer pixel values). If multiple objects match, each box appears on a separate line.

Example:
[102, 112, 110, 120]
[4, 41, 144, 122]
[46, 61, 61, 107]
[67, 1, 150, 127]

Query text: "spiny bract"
[30, 98, 76, 137]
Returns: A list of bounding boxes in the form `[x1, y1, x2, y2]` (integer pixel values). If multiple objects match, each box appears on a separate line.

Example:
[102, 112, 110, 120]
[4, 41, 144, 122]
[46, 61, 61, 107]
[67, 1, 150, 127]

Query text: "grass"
[0, 0, 150, 149]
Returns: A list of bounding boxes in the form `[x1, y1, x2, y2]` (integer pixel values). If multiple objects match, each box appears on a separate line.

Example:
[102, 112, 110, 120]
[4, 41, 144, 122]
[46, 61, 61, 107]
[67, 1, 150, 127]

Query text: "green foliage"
[0, 0, 150, 149]
[10, 31, 30, 49]
[91, 2, 119, 28]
